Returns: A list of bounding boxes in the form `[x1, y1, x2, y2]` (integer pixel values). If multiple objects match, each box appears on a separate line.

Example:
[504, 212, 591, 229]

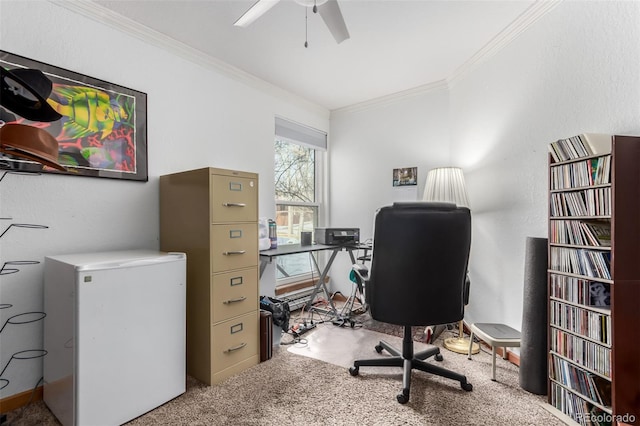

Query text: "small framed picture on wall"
[392, 167, 417, 186]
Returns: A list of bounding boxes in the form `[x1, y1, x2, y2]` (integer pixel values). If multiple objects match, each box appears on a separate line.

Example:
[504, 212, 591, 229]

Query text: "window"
[274, 117, 326, 284]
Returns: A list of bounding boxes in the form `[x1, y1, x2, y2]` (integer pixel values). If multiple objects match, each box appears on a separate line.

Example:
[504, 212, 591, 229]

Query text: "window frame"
[274, 120, 326, 287]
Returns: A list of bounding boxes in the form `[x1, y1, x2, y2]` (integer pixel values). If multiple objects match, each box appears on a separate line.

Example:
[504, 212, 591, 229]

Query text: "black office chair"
[348, 202, 473, 404]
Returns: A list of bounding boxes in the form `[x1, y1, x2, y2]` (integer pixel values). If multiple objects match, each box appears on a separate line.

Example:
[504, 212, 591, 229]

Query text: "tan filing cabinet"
[160, 167, 259, 385]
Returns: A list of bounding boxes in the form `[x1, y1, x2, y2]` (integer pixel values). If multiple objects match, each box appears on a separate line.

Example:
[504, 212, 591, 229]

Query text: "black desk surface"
[259, 243, 335, 259]
[259, 242, 372, 259]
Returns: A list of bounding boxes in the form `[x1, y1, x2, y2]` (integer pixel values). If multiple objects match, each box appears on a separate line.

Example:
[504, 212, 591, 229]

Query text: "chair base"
[349, 326, 473, 403]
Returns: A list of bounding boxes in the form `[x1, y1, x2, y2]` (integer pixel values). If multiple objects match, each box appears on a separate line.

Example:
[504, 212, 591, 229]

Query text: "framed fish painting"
[0, 50, 148, 181]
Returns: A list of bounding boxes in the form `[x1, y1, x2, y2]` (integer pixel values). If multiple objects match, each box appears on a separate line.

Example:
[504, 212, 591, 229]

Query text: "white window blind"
[275, 117, 327, 151]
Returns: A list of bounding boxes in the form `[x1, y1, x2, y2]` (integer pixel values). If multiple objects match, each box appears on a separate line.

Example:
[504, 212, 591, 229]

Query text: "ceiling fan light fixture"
[234, 0, 280, 28]
[294, 0, 329, 7]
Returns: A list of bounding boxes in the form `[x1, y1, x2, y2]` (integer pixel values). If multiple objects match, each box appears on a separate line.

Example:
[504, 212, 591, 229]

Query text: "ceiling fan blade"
[317, 0, 350, 44]
[234, 0, 280, 27]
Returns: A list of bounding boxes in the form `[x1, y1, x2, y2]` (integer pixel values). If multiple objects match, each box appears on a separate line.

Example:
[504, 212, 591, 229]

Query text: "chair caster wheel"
[396, 390, 409, 404]
[375, 344, 383, 353]
[461, 382, 473, 391]
[434, 353, 443, 361]
[349, 366, 359, 376]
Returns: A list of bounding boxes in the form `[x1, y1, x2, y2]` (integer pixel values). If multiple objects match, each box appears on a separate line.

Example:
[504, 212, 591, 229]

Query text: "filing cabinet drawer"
[211, 224, 258, 273]
[212, 311, 259, 373]
[211, 268, 258, 323]
[162, 167, 259, 386]
[210, 174, 258, 223]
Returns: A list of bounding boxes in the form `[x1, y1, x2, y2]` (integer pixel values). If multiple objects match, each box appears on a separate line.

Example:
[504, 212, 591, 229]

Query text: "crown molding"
[47, 0, 329, 118]
[448, 0, 562, 87]
[48, 0, 560, 117]
[331, 80, 449, 116]
[332, 0, 561, 114]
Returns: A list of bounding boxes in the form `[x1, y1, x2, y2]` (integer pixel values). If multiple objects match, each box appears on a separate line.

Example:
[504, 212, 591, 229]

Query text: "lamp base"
[444, 337, 479, 355]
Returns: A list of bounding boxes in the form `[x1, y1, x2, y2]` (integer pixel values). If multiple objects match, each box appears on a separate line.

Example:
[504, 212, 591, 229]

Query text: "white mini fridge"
[43, 250, 186, 426]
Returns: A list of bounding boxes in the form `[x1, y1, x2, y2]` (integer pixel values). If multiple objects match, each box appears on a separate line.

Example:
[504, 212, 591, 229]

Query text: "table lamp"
[423, 167, 479, 354]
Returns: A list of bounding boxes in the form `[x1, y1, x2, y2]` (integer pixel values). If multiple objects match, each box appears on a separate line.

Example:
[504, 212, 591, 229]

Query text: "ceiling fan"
[234, 0, 350, 45]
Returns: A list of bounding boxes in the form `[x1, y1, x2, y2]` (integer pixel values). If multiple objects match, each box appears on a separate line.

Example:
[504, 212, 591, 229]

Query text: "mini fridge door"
[44, 250, 186, 426]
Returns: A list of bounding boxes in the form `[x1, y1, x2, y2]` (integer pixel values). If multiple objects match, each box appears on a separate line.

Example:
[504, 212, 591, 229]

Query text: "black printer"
[314, 228, 360, 245]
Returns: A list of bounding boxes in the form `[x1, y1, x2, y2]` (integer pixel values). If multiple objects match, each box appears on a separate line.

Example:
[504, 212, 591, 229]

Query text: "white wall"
[328, 87, 451, 296]
[0, 0, 329, 399]
[329, 1, 640, 330]
[451, 0, 640, 328]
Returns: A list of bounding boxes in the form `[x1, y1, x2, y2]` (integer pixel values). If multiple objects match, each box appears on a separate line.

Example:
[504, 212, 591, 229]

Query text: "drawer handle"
[224, 342, 247, 353]
[223, 250, 246, 256]
[222, 203, 246, 207]
[223, 296, 247, 304]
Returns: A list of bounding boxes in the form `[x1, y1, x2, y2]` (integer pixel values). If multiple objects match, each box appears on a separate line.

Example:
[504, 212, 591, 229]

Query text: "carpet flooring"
[4, 320, 567, 426]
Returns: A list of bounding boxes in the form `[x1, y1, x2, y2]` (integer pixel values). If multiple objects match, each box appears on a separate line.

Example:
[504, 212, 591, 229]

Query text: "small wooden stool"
[467, 323, 521, 381]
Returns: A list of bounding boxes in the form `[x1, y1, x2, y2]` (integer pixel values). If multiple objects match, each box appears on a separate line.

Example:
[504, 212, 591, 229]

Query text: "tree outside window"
[274, 138, 319, 280]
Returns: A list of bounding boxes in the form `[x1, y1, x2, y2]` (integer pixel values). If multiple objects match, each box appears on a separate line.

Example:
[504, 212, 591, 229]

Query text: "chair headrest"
[392, 201, 460, 211]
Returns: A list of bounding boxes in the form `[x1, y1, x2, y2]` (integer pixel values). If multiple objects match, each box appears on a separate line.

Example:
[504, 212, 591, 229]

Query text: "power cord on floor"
[293, 298, 366, 331]
[280, 335, 309, 346]
[280, 313, 325, 346]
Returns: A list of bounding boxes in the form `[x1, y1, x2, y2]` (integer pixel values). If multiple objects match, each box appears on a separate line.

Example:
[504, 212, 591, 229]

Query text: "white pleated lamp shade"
[422, 167, 470, 209]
